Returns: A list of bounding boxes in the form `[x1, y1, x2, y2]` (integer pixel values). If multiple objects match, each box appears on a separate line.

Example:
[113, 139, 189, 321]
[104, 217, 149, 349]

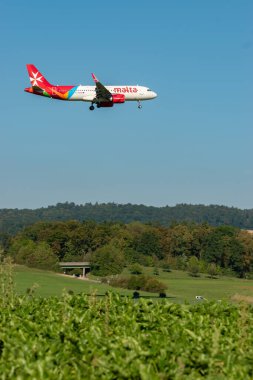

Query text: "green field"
[142, 267, 253, 303]
[14, 265, 253, 303]
[14, 266, 137, 297]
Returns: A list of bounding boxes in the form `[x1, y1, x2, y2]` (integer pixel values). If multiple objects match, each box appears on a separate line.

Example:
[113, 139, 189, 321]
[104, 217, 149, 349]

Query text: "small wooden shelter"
[59, 262, 91, 277]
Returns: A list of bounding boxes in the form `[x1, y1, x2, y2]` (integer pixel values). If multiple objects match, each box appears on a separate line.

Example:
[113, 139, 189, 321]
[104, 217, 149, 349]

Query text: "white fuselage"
[70, 85, 157, 102]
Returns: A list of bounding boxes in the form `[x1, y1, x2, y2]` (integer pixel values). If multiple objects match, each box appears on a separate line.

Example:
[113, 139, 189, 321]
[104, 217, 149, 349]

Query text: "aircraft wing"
[91, 73, 112, 101]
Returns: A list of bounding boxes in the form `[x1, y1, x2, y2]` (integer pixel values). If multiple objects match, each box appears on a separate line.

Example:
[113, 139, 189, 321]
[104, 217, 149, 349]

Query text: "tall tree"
[90, 243, 125, 276]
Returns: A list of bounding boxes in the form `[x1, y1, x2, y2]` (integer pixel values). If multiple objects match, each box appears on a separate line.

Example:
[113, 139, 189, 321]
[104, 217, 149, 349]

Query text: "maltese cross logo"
[30, 71, 43, 86]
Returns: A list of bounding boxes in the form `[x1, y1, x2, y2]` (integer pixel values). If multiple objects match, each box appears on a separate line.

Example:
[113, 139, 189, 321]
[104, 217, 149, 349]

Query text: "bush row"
[106, 274, 167, 293]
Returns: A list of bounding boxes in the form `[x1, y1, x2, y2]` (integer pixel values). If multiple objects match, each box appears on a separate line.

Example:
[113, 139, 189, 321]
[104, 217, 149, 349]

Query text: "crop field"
[14, 265, 253, 303]
[1, 265, 253, 379]
[1, 293, 253, 379]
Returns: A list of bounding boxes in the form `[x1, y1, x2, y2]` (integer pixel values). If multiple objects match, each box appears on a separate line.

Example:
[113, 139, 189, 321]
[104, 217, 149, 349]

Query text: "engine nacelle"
[99, 95, 125, 107]
[111, 94, 125, 103]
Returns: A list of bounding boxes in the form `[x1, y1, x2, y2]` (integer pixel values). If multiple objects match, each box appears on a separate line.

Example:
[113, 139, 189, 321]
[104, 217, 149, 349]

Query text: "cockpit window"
[147, 88, 152, 91]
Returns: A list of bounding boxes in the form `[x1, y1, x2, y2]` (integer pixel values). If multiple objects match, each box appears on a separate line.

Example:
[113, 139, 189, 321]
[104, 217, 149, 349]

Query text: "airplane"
[24, 64, 157, 110]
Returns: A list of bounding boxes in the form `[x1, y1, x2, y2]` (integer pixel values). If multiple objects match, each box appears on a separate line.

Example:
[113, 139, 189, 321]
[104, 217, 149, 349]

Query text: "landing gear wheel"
[89, 105, 95, 111]
[137, 101, 142, 109]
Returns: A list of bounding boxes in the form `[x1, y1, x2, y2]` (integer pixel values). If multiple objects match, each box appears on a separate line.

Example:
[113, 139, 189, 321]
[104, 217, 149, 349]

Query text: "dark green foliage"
[1, 202, 253, 236]
[110, 274, 167, 293]
[129, 263, 143, 274]
[10, 239, 58, 270]
[0, 233, 11, 251]
[202, 226, 245, 276]
[6, 219, 253, 278]
[90, 244, 125, 276]
[132, 229, 164, 258]
[1, 294, 253, 379]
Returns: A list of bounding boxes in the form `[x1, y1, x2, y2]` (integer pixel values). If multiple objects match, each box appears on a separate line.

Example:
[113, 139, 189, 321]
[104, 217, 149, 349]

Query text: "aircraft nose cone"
[153, 91, 157, 98]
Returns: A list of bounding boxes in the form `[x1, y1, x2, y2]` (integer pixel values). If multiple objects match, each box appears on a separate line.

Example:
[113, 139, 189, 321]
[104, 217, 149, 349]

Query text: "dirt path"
[57, 273, 100, 283]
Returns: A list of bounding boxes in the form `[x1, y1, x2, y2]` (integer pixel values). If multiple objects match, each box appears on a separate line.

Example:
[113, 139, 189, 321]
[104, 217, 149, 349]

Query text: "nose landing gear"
[137, 101, 142, 109]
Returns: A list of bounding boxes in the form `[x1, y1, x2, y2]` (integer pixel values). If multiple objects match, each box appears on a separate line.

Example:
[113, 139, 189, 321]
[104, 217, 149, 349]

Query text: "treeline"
[1, 202, 253, 235]
[5, 220, 253, 278]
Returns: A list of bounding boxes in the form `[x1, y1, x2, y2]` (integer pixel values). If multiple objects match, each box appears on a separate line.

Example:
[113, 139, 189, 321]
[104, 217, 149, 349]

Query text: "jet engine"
[111, 94, 125, 103]
[99, 94, 125, 107]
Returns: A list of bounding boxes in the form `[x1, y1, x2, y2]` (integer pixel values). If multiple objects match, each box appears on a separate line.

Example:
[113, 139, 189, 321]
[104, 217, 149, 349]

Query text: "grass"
[14, 265, 253, 303]
[13, 266, 155, 298]
[145, 267, 253, 303]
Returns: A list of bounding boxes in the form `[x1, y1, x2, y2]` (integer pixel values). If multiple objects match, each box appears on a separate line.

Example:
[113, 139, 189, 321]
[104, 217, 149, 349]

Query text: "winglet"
[91, 73, 99, 83]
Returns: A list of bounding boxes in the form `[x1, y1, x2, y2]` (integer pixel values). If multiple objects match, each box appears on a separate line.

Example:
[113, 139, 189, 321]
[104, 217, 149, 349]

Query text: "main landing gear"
[89, 101, 101, 110]
[137, 101, 142, 109]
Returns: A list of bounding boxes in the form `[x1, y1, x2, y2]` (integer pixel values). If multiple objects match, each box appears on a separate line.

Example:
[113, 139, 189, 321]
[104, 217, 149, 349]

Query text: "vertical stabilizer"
[26, 64, 52, 88]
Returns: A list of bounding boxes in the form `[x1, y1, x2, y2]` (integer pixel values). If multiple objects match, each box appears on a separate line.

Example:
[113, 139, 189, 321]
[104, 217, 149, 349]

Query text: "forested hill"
[1, 202, 253, 235]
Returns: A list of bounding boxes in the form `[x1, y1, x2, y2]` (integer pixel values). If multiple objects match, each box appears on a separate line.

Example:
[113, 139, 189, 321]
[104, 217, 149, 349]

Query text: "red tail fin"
[26, 64, 52, 88]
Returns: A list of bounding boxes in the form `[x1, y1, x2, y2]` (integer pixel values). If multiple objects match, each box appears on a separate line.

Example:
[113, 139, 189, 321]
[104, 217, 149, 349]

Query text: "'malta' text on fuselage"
[113, 87, 138, 93]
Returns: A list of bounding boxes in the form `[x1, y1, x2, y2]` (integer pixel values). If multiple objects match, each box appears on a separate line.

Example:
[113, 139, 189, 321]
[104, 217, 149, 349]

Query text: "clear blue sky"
[0, 1, 252, 209]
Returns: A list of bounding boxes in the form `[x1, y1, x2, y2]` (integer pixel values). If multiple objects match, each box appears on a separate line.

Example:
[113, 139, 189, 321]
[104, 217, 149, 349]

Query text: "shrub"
[129, 263, 143, 275]
[11, 240, 58, 270]
[207, 263, 219, 278]
[188, 256, 200, 277]
[68, 268, 83, 276]
[143, 276, 166, 293]
[160, 261, 171, 272]
[175, 255, 188, 270]
[110, 274, 167, 293]
[127, 275, 144, 290]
